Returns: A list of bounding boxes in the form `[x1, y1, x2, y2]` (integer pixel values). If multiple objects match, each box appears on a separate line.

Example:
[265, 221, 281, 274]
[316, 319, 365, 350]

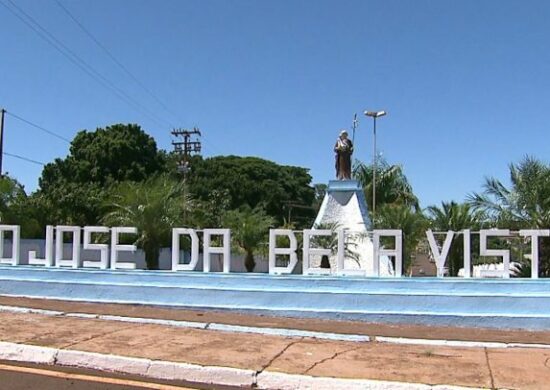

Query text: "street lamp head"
[364, 110, 387, 118]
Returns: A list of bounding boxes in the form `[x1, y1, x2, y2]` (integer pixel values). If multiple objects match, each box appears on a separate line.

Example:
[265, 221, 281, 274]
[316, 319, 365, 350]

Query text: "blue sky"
[1, 0, 549, 208]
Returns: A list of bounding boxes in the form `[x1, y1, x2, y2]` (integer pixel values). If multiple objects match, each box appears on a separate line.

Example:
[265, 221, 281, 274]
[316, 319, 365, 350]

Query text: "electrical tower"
[171, 127, 202, 175]
[171, 127, 201, 223]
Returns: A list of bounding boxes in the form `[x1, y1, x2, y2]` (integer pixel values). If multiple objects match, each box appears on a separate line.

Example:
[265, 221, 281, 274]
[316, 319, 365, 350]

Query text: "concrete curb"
[255, 371, 459, 389]
[99, 314, 208, 329]
[375, 336, 508, 349]
[207, 323, 371, 342]
[56, 350, 151, 376]
[0, 341, 491, 389]
[0, 341, 57, 364]
[147, 360, 256, 388]
[256, 371, 431, 389]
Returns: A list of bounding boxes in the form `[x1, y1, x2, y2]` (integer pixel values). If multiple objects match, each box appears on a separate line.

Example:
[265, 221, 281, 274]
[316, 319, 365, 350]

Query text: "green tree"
[30, 182, 105, 227]
[353, 159, 420, 213]
[0, 176, 41, 238]
[36, 123, 166, 226]
[468, 156, 550, 276]
[102, 175, 191, 270]
[313, 183, 327, 210]
[192, 189, 232, 229]
[189, 156, 316, 227]
[40, 123, 165, 188]
[222, 206, 275, 272]
[426, 201, 486, 276]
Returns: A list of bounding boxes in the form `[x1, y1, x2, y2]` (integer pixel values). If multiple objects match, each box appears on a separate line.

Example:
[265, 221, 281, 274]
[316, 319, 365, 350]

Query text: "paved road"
[0, 361, 229, 390]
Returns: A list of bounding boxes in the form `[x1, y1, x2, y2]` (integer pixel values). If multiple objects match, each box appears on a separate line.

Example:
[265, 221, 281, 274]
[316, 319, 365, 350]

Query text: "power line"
[0, 0, 174, 128]
[197, 132, 225, 157]
[3, 152, 45, 166]
[6, 111, 71, 143]
[54, 0, 183, 124]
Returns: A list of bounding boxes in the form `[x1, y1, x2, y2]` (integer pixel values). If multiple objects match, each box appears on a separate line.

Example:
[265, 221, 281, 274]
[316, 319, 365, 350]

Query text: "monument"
[312, 129, 394, 275]
[334, 130, 353, 180]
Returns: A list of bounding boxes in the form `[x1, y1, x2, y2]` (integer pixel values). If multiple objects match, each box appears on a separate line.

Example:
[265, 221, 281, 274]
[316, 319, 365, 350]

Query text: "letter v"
[426, 230, 454, 277]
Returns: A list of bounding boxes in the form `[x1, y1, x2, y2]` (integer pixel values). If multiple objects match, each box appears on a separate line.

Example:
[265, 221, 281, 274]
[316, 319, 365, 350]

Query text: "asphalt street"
[0, 361, 227, 390]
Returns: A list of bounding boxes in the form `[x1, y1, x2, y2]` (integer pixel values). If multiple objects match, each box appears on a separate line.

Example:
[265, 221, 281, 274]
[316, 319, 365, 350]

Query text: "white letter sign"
[336, 229, 364, 276]
[203, 229, 231, 273]
[480, 229, 511, 278]
[0, 225, 20, 266]
[172, 228, 199, 271]
[29, 225, 54, 267]
[110, 227, 137, 270]
[427, 230, 454, 277]
[83, 226, 110, 269]
[302, 229, 332, 275]
[373, 229, 403, 277]
[268, 229, 298, 275]
[519, 229, 550, 279]
[55, 226, 81, 268]
[463, 229, 471, 278]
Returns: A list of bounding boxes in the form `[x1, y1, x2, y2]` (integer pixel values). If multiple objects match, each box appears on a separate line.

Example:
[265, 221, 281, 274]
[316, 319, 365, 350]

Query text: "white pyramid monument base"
[313, 180, 394, 276]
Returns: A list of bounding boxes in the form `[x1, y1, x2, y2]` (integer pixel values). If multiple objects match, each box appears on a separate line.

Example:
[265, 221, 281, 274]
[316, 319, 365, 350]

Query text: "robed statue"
[334, 130, 353, 180]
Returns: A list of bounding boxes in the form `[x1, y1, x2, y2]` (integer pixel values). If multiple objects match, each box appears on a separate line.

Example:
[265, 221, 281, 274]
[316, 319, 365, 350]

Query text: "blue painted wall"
[1, 265, 549, 330]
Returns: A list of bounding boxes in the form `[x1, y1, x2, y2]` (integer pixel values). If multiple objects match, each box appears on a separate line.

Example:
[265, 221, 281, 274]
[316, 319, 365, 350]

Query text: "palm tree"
[468, 156, 550, 228]
[353, 159, 420, 213]
[468, 156, 550, 276]
[353, 159, 423, 273]
[222, 206, 275, 272]
[102, 175, 192, 270]
[426, 201, 486, 276]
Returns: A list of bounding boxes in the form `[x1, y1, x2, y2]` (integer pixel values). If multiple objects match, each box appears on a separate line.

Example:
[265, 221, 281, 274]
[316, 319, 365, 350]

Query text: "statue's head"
[339, 130, 348, 139]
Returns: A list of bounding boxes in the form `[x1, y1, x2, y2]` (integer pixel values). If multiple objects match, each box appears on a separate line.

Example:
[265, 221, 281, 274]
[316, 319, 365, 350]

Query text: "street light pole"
[364, 110, 387, 227]
[373, 116, 377, 224]
[0, 108, 5, 177]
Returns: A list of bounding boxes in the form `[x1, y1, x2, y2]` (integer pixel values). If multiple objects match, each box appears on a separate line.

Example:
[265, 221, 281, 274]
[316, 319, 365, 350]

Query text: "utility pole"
[171, 127, 202, 222]
[0, 108, 5, 177]
[171, 127, 202, 174]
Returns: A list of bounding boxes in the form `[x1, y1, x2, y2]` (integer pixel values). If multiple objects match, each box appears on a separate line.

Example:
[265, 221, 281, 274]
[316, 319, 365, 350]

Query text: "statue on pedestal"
[334, 130, 353, 180]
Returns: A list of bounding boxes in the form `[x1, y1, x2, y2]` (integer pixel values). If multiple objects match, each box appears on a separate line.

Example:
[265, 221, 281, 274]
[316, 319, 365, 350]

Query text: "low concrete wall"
[1, 266, 549, 330]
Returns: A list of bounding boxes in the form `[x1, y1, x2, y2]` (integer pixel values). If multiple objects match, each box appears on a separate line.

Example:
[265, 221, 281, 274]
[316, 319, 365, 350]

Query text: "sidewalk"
[0, 297, 549, 389]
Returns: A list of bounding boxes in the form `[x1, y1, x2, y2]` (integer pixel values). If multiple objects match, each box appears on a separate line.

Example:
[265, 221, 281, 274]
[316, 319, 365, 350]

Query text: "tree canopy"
[34, 123, 166, 226]
[40, 123, 165, 190]
[188, 155, 316, 227]
[0, 176, 41, 238]
[353, 159, 420, 212]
